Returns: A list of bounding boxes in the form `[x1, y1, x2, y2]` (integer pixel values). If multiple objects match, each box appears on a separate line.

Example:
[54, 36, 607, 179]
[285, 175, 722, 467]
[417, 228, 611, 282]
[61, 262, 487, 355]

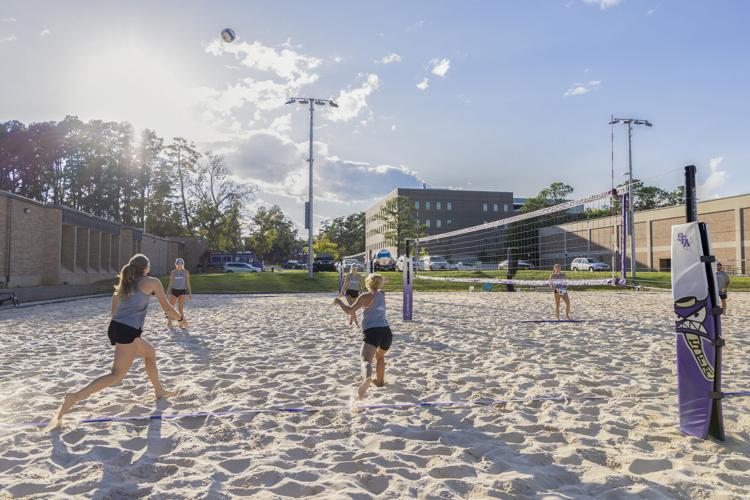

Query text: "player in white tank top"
[167, 258, 191, 328]
[340, 265, 365, 326]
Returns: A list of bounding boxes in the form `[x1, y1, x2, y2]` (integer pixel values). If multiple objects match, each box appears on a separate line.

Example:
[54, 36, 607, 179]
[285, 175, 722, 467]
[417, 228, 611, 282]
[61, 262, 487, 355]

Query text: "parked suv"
[570, 257, 610, 272]
[373, 249, 396, 271]
[313, 253, 337, 272]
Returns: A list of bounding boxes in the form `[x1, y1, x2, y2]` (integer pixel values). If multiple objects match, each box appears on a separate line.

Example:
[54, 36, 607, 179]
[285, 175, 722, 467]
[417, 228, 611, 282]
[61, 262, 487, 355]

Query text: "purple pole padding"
[672, 221, 724, 440]
[338, 263, 344, 294]
[621, 192, 628, 280]
[403, 256, 413, 321]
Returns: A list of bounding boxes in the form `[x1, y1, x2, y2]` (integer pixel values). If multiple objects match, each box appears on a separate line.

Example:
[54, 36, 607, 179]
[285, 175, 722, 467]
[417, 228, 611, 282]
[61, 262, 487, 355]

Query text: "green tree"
[191, 152, 255, 251]
[313, 234, 340, 260]
[319, 212, 365, 257]
[165, 137, 201, 234]
[374, 196, 421, 255]
[247, 205, 300, 264]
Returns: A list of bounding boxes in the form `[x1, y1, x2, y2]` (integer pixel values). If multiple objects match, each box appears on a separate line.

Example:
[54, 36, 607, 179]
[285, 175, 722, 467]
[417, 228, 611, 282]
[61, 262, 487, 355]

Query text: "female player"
[550, 263, 572, 320]
[716, 262, 730, 314]
[340, 264, 365, 326]
[45, 254, 183, 430]
[167, 258, 191, 328]
[333, 273, 392, 399]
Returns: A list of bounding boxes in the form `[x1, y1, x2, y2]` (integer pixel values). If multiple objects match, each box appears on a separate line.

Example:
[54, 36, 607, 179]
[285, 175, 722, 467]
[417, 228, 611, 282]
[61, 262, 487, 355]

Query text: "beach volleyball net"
[412, 187, 627, 289]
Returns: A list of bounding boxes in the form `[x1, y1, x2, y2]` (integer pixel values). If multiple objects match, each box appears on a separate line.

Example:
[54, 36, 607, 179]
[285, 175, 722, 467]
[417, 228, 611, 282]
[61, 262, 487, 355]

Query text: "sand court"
[1, 291, 750, 498]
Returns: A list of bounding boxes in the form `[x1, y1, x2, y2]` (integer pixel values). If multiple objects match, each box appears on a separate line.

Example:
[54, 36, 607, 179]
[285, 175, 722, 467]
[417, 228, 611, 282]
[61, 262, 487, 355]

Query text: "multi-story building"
[365, 188, 515, 255]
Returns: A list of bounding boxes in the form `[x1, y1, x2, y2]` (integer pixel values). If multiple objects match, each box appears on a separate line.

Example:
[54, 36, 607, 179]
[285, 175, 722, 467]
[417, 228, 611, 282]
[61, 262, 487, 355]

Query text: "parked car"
[223, 262, 261, 273]
[283, 260, 307, 270]
[313, 253, 337, 272]
[497, 259, 534, 270]
[337, 259, 365, 273]
[373, 249, 396, 271]
[419, 255, 450, 271]
[450, 259, 479, 271]
[396, 255, 417, 272]
[570, 257, 610, 272]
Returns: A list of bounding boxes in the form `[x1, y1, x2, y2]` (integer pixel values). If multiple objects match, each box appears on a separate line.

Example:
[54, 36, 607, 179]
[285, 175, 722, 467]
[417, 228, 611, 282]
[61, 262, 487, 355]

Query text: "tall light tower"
[610, 117, 652, 283]
[285, 97, 338, 279]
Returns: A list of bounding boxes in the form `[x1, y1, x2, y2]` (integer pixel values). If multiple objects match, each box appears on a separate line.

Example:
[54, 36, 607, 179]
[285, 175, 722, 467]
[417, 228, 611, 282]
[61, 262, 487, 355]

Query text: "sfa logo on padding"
[677, 233, 690, 248]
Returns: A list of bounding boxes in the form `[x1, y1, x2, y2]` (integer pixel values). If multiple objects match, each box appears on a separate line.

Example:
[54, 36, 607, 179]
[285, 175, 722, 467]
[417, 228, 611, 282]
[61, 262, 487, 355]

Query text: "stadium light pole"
[610, 117, 652, 284]
[285, 97, 339, 279]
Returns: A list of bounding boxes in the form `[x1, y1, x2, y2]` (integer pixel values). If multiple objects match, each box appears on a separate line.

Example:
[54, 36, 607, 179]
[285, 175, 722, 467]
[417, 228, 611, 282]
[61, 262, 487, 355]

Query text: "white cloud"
[204, 39, 321, 87]
[647, 9, 655, 15]
[582, 0, 624, 9]
[406, 20, 424, 32]
[0, 35, 16, 43]
[327, 73, 380, 122]
[430, 58, 451, 78]
[40, 29, 51, 38]
[697, 157, 729, 198]
[1, 17, 16, 23]
[391, 124, 397, 131]
[377, 53, 402, 64]
[563, 80, 601, 97]
[332, 56, 343, 63]
[416, 78, 429, 91]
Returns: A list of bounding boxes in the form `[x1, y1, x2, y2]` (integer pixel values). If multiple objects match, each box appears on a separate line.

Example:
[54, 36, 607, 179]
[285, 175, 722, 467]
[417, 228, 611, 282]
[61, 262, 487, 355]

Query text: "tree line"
[0, 117, 367, 263]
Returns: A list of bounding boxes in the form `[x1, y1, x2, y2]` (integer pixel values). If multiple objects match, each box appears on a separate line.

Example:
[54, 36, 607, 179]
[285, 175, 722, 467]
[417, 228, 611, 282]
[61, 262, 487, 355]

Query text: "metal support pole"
[307, 101, 314, 280]
[685, 165, 697, 223]
[627, 122, 637, 284]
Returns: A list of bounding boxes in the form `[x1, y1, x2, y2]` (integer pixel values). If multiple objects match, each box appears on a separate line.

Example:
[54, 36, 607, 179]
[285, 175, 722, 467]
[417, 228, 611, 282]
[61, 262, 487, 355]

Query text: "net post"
[403, 239, 413, 320]
[620, 192, 628, 282]
[338, 258, 344, 295]
[685, 165, 697, 223]
[506, 246, 516, 292]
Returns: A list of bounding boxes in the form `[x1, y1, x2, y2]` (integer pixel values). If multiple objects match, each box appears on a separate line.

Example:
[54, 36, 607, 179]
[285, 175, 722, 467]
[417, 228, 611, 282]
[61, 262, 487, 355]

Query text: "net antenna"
[414, 187, 628, 290]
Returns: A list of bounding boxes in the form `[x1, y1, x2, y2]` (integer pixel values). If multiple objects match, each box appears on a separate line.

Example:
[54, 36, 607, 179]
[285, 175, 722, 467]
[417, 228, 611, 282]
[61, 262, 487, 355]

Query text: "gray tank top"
[347, 274, 360, 290]
[551, 273, 567, 293]
[173, 270, 187, 289]
[362, 291, 389, 330]
[112, 278, 151, 329]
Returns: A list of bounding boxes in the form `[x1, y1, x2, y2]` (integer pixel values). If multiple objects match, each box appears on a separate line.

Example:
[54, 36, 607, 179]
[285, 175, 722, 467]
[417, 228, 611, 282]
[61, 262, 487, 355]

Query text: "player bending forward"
[333, 273, 392, 399]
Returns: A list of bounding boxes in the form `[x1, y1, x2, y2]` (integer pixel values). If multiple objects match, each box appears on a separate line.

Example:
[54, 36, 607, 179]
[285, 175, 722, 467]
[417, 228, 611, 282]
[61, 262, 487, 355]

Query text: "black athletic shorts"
[108, 320, 142, 346]
[170, 288, 187, 297]
[720, 292, 728, 300]
[345, 289, 360, 299]
[363, 326, 393, 351]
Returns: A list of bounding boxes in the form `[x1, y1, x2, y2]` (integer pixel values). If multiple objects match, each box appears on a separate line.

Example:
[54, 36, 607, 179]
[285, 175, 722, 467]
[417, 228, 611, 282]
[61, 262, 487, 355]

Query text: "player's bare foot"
[357, 378, 371, 400]
[154, 389, 177, 399]
[44, 393, 76, 431]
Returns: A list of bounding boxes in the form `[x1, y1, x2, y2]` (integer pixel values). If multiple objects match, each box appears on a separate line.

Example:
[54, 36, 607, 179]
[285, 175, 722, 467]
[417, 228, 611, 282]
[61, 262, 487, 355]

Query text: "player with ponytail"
[45, 254, 183, 430]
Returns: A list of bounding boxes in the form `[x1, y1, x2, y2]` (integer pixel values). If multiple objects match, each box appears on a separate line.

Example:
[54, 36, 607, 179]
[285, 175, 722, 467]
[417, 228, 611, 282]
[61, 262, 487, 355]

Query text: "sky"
[1, 0, 748, 232]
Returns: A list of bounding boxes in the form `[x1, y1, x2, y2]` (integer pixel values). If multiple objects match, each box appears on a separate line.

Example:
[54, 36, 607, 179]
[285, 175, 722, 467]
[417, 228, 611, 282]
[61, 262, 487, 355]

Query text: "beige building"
[0, 190, 206, 288]
[540, 193, 750, 274]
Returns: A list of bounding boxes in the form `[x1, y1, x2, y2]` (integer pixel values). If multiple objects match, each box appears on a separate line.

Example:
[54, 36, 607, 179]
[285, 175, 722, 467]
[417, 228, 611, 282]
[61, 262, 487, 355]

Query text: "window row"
[482, 203, 510, 213]
[423, 219, 452, 229]
[415, 201, 452, 211]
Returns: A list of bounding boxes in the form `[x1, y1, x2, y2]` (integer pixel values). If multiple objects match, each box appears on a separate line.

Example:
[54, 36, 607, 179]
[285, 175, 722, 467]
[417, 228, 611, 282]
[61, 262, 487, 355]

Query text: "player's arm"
[146, 277, 181, 320]
[111, 292, 120, 318]
[333, 292, 374, 314]
[186, 270, 192, 297]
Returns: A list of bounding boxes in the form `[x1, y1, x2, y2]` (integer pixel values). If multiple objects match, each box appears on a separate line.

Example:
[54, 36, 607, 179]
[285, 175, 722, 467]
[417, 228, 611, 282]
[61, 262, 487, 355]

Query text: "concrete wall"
[0, 190, 199, 288]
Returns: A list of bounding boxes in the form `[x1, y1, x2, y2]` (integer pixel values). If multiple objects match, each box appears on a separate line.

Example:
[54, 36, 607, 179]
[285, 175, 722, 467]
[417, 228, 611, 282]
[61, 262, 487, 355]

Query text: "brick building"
[539, 193, 750, 274]
[0, 190, 206, 288]
[366, 188, 515, 255]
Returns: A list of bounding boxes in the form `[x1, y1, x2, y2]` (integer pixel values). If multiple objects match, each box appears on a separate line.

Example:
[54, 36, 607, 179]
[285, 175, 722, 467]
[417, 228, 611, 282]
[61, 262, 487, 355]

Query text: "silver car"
[570, 257, 610, 272]
[223, 262, 261, 273]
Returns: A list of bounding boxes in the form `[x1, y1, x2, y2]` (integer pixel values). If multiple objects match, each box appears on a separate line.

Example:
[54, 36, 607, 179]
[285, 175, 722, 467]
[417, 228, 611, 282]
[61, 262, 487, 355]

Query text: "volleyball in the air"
[221, 28, 237, 43]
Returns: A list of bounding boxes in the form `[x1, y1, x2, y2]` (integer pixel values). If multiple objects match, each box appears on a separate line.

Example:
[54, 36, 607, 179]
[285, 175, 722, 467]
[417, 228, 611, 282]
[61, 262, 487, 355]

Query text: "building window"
[483, 203, 488, 212]
[436, 219, 442, 228]
[447, 201, 452, 211]
[436, 201, 442, 210]
[504, 204, 509, 212]
[425, 219, 431, 228]
[493, 203, 498, 212]
[447, 219, 452, 225]
[415, 200, 419, 210]
[425, 201, 431, 210]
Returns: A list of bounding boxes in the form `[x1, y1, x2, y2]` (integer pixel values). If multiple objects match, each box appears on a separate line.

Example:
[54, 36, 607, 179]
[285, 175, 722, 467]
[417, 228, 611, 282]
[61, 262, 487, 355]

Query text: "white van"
[418, 255, 449, 271]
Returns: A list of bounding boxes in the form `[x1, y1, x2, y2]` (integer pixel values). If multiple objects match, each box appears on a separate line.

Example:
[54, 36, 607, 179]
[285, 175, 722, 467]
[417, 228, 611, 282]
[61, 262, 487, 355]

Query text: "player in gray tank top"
[45, 254, 183, 430]
[167, 258, 192, 328]
[333, 273, 393, 400]
[716, 262, 730, 314]
[550, 263, 572, 320]
[340, 265, 365, 326]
